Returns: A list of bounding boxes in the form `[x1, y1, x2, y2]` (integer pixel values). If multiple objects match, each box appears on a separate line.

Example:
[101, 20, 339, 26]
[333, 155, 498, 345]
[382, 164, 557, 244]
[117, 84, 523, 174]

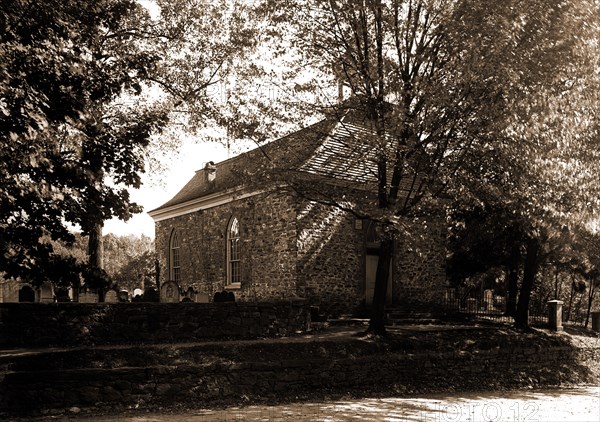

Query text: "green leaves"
[0, 0, 166, 281]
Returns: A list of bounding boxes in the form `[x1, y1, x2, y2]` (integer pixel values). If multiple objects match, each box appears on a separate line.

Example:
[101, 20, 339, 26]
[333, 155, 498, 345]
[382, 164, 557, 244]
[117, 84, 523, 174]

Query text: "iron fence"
[441, 288, 549, 326]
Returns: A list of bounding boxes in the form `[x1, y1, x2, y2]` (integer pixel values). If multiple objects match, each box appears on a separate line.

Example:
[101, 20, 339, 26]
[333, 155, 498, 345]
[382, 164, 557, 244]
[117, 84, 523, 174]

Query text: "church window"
[227, 217, 241, 285]
[169, 229, 181, 282]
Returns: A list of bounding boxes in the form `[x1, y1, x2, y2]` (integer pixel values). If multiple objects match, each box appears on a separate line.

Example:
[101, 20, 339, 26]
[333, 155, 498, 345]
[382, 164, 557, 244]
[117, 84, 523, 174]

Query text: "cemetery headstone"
[466, 297, 478, 313]
[144, 287, 159, 302]
[18, 285, 35, 302]
[483, 289, 494, 311]
[118, 290, 129, 302]
[39, 281, 54, 303]
[160, 281, 180, 303]
[79, 290, 99, 303]
[55, 287, 71, 302]
[184, 286, 196, 302]
[104, 290, 118, 303]
[196, 292, 210, 303]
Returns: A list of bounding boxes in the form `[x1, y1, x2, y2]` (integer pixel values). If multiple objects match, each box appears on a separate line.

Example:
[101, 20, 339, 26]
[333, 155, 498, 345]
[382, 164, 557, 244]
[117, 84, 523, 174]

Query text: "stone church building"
[149, 107, 447, 315]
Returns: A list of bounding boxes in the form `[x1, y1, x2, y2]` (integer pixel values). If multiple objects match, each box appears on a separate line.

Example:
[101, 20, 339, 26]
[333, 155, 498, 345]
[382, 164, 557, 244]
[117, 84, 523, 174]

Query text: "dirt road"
[28, 385, 600, 421]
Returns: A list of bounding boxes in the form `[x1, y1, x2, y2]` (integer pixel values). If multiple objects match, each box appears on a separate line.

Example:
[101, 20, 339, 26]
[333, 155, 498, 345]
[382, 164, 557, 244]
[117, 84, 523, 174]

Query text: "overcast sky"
[103, 141, 230, 238]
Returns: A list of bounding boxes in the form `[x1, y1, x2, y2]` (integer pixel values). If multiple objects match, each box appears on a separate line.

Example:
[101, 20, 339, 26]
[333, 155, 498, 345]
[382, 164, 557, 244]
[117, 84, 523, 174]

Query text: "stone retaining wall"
[1, 338, 598, 416]
[0, 301, 310, 348]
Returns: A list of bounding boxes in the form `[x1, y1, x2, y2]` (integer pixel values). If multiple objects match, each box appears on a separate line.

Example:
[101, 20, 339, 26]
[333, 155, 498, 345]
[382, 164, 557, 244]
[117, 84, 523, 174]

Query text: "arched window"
[227, 217, 241, 286]
[169, 229, 181, 282]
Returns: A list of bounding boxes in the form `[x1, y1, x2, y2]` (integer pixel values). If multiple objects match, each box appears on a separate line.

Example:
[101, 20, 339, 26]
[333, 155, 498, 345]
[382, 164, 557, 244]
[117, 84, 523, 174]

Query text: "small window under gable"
[169, 229, 181, 283]
[227, 217, 241, 288]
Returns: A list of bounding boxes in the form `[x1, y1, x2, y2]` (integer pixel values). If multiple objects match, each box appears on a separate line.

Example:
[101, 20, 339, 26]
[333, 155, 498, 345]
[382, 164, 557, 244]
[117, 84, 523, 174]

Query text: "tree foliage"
[253, 0, 599, 332]
[0, 0, 167, 283]
[1, 0, 260, 284]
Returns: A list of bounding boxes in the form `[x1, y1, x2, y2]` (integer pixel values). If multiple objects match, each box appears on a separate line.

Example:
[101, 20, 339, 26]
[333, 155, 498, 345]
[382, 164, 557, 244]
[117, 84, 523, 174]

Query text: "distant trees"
[103, 234, 155, 292]
[51, 232, 155, 294]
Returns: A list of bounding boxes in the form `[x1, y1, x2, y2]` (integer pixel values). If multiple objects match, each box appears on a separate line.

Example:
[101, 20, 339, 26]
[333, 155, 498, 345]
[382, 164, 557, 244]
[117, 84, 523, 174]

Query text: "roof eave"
[148, 186, 267, 222]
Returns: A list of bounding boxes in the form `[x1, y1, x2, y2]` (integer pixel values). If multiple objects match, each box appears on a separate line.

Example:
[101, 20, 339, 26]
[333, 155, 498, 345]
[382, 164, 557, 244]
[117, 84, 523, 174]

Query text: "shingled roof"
[150, 118, 338, 212]
[151, 104, 417, 215]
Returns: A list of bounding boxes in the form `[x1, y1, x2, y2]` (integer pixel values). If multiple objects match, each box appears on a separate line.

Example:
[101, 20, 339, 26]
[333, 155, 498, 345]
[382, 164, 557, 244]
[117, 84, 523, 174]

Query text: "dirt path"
[25, 385, 600, 421]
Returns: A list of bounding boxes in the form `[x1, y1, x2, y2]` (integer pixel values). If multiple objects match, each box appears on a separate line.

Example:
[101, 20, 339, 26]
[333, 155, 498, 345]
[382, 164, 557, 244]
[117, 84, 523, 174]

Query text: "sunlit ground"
[67, 386, 600, 421]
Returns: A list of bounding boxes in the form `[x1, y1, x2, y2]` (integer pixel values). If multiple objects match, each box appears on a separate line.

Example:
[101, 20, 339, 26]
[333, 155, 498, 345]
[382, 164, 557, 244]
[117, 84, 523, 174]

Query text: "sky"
[103, 141, 230, 239]
[102, 0, 302, 239]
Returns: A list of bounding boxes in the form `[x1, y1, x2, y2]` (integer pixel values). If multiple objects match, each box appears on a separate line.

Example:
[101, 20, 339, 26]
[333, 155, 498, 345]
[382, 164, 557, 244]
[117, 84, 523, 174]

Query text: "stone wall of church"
[294, 199, 448, 315]
[295, 200, 365, 316]
[155, 192, 448, 314]
[393, 216, 448, 306]
[155, 191, 300, 302]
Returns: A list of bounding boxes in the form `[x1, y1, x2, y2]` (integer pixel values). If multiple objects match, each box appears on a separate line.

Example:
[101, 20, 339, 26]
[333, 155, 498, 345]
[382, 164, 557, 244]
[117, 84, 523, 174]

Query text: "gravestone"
[483, 289, 494, 311]
[104, 290, 118, 303]
[196, 292, 210, 303]
[39, 281, 54, 303]
[118, 290, 129, 302]
[214, 290, 234, 303]
[144, 287, 159, 302]
[183, 286, 196, 302]
[466, 298, 478, 312]
[133, 288, 143, 298]
[160, 281, 180, 303]
[18, 285, 35, 302]
[79, 290, 99, 303]
[55, 287, 71, 302]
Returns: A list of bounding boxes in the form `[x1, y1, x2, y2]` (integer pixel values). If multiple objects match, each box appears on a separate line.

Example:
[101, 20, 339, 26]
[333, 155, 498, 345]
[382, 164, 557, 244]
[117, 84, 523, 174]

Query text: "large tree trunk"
[88, 222, 104, 269]
[505, 245, 520, 317]
[566, 275, 575, 322]
[584, 279, 596, 328]
[515, 237, 539, 329]
[87, 222, 105, 301]
[368, 234, 393, 335]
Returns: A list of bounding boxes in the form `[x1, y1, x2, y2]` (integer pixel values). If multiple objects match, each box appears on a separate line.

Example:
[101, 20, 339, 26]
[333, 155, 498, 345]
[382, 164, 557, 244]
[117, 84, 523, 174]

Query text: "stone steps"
[385, 308, 444, 326]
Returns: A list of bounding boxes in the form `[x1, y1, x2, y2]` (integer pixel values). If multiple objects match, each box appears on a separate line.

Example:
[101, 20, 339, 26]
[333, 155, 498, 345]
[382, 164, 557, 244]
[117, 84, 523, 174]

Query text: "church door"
[365, 221, 392, 306]
[365, 253, 392, 306]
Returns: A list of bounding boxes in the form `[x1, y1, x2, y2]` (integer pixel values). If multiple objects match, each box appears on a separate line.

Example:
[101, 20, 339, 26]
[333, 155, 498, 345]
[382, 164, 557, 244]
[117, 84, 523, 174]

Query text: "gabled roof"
[149, 118, 337, 214]
[149, 103, 418, 219]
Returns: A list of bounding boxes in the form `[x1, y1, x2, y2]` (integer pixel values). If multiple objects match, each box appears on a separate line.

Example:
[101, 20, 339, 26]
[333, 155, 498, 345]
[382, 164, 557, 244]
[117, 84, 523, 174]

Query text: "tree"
[444, 0, 600, 329]
[447, 204, 526, 316]
[0, 0, 168, 286]
[256, 0, 592, 334]
[112, 250, 157, 292]
[1, 1, 259, 286]
[102, 233, 154, 291]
